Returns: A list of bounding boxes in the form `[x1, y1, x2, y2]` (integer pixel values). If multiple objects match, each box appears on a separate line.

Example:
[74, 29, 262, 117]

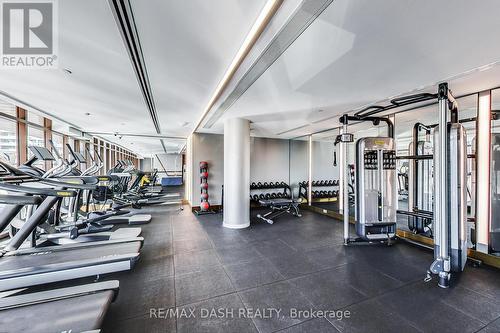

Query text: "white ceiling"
[130, 0, 268, 138]
[208, 0, 500, 138]
[0, 0, 267, 155]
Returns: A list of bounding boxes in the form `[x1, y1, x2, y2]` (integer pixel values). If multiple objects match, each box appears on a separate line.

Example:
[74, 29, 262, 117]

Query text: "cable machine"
[338, 115, 397, 244]
[338, 82, 468, 288]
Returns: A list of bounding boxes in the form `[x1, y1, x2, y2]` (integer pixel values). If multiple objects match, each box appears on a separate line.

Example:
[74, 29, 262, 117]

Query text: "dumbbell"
[277, 193, 283, 198]
[269, 182, 275, 188]
[333, 190, 339, 196]
[311, 181, 316, 186]
[263, 182, 269, 188]
[327, 191, 333, 197]
[265, 193, 271, 199]
[259, 194, 265, 199]
[271, 193, 277, 198]
[320, 191, 326, 197]
[200, 171, 209, 179]
[199, 161, 208, 169]
[251, 182, 257, 189]
[252, 195, 259, 201]
[257, 182, 263, 188]
[201, 193, 209, 201]
[281, 181, 286, 186]
[319, 180, 324, 186]
[201, 182, 209, 190]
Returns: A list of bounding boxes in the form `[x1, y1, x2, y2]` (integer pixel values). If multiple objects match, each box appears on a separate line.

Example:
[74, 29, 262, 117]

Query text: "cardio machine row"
[0, 142, 169, 332]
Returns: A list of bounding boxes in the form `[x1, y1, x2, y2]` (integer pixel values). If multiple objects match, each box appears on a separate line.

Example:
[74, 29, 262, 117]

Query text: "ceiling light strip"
[203, 0, 334, 129]
[191, 0, 284, 134]
[86, 131, 185, 140]
[108, 0, 163, 144]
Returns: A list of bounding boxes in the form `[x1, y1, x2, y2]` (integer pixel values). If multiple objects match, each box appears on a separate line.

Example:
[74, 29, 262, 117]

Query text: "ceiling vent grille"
[108, 0, 162, 137]
[203, 0, 334, 129]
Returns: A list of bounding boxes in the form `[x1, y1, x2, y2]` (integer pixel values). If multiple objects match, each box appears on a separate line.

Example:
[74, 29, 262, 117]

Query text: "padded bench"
[256, 198, 302, 224]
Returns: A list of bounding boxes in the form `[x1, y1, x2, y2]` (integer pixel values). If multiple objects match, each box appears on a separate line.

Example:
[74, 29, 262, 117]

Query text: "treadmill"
[0, 161, 142, 292]
[21, 145, 146, 242]
[0, 194, 121, 333]
[63, 143, 151, 226]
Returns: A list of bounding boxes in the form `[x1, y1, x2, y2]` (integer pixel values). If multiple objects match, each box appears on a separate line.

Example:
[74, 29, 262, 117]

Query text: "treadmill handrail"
[0, 194, 42, 205]
[0, 182, 76, 197]
[0, 252, 139, 280]
[39, 177, 98, 191]
[0, 280, 119, 310]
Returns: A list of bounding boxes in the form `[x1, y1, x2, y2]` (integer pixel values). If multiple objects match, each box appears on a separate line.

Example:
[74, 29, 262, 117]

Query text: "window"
[0, 116, 17, 165]
[27, 126, 45, 167]
[67, 137, 75, 154]
[0, 99, 16, 118]
[52, 133, 64, 160]
[27, 112, 44, 126]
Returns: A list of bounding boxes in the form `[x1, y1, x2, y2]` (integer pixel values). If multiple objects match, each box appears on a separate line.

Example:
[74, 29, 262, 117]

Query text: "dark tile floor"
[102, 204, 500, 333]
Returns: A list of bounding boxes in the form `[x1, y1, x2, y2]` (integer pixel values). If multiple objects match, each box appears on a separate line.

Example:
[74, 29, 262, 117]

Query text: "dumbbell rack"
[249, 182, 292, 205]
[299, 180, 339, 203]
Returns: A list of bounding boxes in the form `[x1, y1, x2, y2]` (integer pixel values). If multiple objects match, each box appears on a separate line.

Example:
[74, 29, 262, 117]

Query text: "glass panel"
[0, 99, 17, 117]
[67, 137, 75, 152]
[289, 137, 309, 202]
[310, 130, 339, 212]
[0, 116, 17, 165]
[51, 133, 63, 159]
[27, 126, 45, 168]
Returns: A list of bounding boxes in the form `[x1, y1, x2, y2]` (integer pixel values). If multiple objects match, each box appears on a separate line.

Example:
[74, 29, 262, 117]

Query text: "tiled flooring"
[102, 205, 500, 333]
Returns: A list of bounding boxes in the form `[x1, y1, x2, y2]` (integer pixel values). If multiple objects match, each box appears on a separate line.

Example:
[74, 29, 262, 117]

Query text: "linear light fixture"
[476, 90, 492, 253]
[191, 0, 283, 134]
[85, 132, 185, 140]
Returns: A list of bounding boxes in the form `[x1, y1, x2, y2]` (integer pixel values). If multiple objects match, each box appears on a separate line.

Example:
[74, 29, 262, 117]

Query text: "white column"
[223, 118, 250, 229]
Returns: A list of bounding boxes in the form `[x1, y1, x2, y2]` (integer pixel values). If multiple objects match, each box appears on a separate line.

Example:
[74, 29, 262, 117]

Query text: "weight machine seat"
[256, 198, 302, 225]
[258, 198, 301, 206]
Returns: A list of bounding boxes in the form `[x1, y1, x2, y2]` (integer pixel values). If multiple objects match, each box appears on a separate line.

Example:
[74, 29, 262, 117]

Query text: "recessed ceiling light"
[84, 112, 91, 116]
[63, 68, 72, 75]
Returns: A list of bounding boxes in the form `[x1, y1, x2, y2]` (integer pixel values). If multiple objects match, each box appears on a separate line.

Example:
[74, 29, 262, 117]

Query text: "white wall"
[312, 140, 339, 182]
[190, 133, 224, 206]
[289, 139, 309, 197]
[155, 153, 183, 172]
[140, 157, 153, 171]
[250, 137, 290, 184]
[188, 135, 333, 205]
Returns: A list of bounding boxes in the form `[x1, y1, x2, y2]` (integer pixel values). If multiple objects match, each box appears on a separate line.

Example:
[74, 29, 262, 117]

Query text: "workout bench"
[256, 198, 302, 224]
